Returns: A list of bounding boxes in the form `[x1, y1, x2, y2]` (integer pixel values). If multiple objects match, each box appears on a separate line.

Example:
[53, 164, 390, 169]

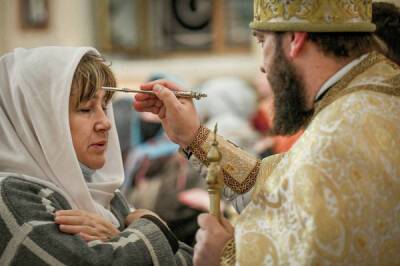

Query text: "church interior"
[0, 0, 399, 264]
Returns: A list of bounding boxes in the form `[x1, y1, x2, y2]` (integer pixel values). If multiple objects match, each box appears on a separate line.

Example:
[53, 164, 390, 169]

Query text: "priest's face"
[69, 90, 111, 169]
[255, 31, 312, 135]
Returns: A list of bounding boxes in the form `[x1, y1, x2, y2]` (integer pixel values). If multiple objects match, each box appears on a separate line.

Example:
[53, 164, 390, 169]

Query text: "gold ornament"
[250, 0, 376, 32]
[206, 124, 224, 220]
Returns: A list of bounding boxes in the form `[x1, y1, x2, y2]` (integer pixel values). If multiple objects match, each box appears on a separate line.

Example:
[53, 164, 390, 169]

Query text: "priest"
[134, 0, 400, 265]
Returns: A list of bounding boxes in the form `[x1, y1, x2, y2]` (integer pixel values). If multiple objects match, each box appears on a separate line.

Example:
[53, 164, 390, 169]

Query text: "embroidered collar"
[315, 54, 369, 101]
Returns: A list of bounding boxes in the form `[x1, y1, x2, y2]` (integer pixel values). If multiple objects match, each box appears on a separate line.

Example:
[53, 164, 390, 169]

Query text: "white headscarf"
[195, 77, 257, 121]
[195, 77, 260, 153]
[0, 47, 124, 225]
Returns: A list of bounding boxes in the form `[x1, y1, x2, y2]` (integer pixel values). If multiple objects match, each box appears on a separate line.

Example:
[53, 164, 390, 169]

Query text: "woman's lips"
[90, 141, 107, 151]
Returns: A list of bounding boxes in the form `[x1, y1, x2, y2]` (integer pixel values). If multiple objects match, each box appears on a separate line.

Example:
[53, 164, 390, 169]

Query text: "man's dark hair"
[307, 32, 381, 59]
[372, 2, 400, 65]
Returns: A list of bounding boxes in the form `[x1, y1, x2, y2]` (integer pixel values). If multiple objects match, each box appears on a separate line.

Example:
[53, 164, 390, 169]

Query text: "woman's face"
[69, 90, 111, 169]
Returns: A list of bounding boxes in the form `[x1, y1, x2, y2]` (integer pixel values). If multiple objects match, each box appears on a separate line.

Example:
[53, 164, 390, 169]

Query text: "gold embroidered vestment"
[189, 53, 400, 265]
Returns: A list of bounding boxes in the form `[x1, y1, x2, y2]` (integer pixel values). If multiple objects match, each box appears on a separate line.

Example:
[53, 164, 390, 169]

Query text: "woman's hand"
[54, 210, 120, 242]
[133, 80, 201, 148]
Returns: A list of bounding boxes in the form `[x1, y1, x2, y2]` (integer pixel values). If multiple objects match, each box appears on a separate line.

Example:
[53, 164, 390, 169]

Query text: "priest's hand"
[194, 213, 234, 266]
[133, 80, 200, 148]
[54, 210, 120, 242]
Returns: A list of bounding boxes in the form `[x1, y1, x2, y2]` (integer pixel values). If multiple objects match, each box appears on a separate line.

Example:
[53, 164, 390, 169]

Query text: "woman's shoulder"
[1, 174, 53, 196]
[1, 173, 48, 189]
[1, 173, 65, 195]
[0, 174, 72, 221]
[0, 174, 130, 225]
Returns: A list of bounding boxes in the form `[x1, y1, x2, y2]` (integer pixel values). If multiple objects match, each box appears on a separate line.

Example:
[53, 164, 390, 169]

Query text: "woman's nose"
[94, 109, 111, 132]
[260, 66, 266, 73]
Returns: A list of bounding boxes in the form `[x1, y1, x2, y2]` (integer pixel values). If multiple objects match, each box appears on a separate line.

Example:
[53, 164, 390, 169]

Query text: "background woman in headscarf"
[194, 76, 260, 154]
[0, 47, 192, 265]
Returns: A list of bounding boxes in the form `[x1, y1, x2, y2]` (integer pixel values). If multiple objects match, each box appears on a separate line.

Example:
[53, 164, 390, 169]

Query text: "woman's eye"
[102, 106, 108, 111]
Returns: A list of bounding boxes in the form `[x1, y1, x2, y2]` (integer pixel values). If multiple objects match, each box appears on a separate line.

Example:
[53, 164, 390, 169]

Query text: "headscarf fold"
[0, 47, 124, 224]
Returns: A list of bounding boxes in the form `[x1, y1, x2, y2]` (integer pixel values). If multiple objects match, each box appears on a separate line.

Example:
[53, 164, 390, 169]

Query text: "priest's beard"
[267, 37, 313, 135]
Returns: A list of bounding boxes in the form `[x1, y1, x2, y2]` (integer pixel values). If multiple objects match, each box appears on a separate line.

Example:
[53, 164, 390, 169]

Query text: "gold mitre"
[250, 0, 376, 32]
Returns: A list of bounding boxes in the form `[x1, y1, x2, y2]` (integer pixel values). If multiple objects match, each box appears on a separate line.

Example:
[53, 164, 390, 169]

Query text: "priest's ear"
[288, 32, 308, 59]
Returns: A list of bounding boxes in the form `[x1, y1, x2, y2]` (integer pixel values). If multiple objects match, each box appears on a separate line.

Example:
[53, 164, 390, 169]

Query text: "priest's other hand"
[194, 213, 234, 266]
[133, 80, 200, 148]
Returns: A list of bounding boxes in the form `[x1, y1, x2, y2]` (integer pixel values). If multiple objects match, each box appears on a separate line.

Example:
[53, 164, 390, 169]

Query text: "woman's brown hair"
[70, 53, 116, 107]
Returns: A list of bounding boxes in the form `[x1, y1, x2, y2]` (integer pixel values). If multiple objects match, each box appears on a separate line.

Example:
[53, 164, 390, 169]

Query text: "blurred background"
[0, 0, 262, 87]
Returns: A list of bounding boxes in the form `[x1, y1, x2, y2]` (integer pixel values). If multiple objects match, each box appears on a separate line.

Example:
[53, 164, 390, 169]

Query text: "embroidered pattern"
[220, 238, 236, 266]
[223, 161, 260, 194]
[189, 125, 261, 194]
[188, 125, 210, 165]
[313, 52, 400, 118]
